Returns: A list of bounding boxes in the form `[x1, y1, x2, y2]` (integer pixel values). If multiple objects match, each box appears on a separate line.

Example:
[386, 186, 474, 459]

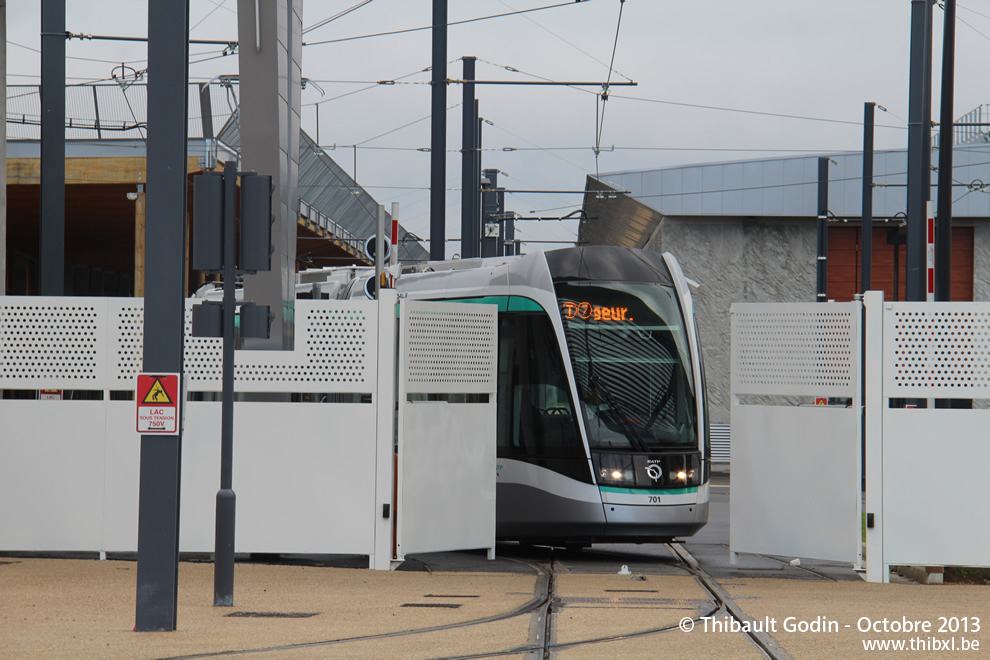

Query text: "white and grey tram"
[299, 245, 710, 545]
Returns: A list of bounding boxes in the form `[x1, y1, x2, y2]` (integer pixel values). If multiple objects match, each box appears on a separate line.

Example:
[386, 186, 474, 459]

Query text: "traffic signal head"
[239, 174, 274, 273]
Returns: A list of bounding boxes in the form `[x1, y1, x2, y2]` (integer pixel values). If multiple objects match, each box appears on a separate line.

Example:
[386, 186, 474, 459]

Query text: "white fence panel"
[731, 405, 861, 562]
[730, 302, 862, 566]
[397, 300, 498, 558]
[731, 302, 860, 397]
[176, 402, 379, 554]
[882, 302, 990, 400]
[398, 403, 497, 556]
[881, 410, 990, 567]
[0, 297, 387, 562]
[0, 401, 108, 551]
[0, 297, 380, 393]
[866, 295, 990, 581]
[183, 300, 380, 393]
[0, 297, 114, 390]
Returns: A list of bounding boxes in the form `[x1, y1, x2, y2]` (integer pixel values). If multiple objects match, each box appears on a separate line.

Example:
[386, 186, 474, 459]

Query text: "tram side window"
[497, 313, 590, 483]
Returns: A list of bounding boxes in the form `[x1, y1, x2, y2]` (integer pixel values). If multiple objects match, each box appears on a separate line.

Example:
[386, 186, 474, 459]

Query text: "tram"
[299, 245, 710, 545]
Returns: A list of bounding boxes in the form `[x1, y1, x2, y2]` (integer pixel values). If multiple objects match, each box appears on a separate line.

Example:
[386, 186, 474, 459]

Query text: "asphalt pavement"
[3, 472, 988, 659]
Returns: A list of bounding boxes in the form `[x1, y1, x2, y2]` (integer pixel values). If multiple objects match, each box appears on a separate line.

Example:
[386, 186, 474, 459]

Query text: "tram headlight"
[595, 453, 636, 486]
[593, 452, 703, 488]
[670, 460, 700, 485]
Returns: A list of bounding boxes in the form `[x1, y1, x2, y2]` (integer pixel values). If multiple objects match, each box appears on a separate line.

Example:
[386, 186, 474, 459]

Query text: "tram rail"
[165, 543, 790, 660]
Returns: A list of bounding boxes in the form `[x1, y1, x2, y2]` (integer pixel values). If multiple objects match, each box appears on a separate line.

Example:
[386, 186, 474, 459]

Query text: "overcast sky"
[7, 1, 990, 255]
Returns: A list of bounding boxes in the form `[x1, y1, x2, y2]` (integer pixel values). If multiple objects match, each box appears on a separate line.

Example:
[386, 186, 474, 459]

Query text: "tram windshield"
[556, 281, 697, 450]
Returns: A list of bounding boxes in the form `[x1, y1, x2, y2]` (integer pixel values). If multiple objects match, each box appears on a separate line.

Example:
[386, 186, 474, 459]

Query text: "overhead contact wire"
[595, 0, 626, 180]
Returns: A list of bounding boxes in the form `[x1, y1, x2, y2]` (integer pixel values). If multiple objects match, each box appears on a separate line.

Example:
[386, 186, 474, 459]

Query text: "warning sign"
[142, 378, 172, 404]
[136, 373, 181, 435]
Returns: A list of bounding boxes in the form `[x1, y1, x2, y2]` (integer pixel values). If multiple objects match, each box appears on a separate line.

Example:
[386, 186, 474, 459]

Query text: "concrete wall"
[651, 217, 817, 424]
[653, 216, 990, 423]
[975, 223, 990, 303]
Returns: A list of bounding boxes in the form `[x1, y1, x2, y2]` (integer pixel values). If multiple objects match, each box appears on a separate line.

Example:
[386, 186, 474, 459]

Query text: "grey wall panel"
[742, 161, 763, 214]
[702, 166, 723, 214]
[683, 166, 703, 194]
[643, 169, 663, 197]
[625, 171, 644, 198]
[874, 151, 908, 218]
[661, 169, 683, 215]
[803, 157, 820, 214]
[762, 159, 784, 216]
[609, 146, 990, 219]
[722, 163, 744, 215]
[662, 167, 682, 196]
[834, 157, 861, 217]
[781, 157, 808, 214]
[682, 192, 703, 215]
[681, 166, 703, 214]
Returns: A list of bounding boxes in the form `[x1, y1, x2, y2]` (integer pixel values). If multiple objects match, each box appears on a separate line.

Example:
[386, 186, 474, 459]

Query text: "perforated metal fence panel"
[401, 303, 498, 395]
[882, 304, 990, 399]
[0, 297, 378, 393]
[0, 297, 110, 389]
[731, 303, 859, 397]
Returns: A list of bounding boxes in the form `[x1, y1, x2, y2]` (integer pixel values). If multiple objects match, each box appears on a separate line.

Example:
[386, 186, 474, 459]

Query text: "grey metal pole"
[936, 0, 955, 302]
[135, 0, 189, 632]
[40, 0, 65, 295]
[1, 1, 7, 293]
[481, 169, 497, 258]
[862, 103, 875, 293]
[475, 107, 482, 256]
[816, 157, 829, 302]
[461, 56, 477, 259]
[906, 0, 933, 302]
[429, 0, 447, 260]
[504, 208, 515, 257]
[375, 204, 384, 298]
[213, 161, 236, 607]
[496, 187, 506, 257]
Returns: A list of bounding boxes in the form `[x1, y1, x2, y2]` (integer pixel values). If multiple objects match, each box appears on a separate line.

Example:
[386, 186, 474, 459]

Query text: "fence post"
[372, 289, 398, 569]
[864, 291, 887, 583]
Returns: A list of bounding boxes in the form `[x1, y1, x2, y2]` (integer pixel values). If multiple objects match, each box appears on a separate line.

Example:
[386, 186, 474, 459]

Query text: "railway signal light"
[239, 174, 274, 273]
[193, 172, 224, 273]
[239, 302, 272, 339]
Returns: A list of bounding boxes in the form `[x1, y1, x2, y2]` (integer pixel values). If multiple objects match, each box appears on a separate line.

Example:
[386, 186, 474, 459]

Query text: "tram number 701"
[648, 496, 662, 504]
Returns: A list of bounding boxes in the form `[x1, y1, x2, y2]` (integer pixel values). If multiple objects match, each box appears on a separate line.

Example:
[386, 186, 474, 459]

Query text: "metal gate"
[864, 291, 990, 582]
[731, 295, 990, 582]
[395, 300, 499, 559]
[0, 293, 499, 569]
[729, 302, 863, 567]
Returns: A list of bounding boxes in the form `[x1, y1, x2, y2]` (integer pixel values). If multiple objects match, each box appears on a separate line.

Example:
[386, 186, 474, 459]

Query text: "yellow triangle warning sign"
[142, 377, 172, 405]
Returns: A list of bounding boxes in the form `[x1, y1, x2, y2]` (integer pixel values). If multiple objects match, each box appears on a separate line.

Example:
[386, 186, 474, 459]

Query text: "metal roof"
[217, 112, 428, 263]
[6, 80, 429, 263]
[596, 144, 990, 220]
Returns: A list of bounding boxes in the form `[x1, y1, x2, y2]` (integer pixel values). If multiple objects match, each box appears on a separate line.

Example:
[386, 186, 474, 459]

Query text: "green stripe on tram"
[599, 486, 699, 495]
[442, 295, 544, 313]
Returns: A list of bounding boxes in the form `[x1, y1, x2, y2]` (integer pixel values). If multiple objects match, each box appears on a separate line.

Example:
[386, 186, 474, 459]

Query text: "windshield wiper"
[573, 304, 650, 453]
[588, 372, 649, 452]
